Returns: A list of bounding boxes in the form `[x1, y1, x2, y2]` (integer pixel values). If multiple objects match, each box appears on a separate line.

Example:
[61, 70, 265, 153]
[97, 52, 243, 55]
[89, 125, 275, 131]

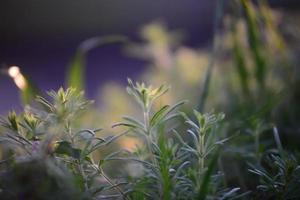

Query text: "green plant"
[0, 76, 299, 199]
[111, 79, 185, 199]
[249, 153, 300, 199]
[0, 88, 129, 199]
[111, 79, 243, 200]
[0, 2, 299, 199]
[248, 128, 300, 199]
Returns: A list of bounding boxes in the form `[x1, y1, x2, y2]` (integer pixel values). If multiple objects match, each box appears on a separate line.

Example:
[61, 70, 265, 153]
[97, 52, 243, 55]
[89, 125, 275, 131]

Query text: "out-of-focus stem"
[198, 0, 224, 112]
[97, 165, 131, 200]
[254, 130, 260, 159]
[200, 135, 205, 172]
[144, 108, 157, 165]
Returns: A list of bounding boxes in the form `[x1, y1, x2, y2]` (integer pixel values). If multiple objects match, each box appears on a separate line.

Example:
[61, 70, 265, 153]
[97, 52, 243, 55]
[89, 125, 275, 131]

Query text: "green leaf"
[7, 111, 19, 131]
[111, 122, 137, 129]
[242, 0, 267, 87]
[55, 141, 81, 159]
[66, 36, 128, 92]
[232, 23, 250, 95]
[66, 52, 85, 91]
[150, 100, 186, 128]
[123, 116, 146, 131]
[164, 100, 186, 117]
[21, 74, 40, 105]
[74, 129, 96, 141]
[150, 105, 170, 127]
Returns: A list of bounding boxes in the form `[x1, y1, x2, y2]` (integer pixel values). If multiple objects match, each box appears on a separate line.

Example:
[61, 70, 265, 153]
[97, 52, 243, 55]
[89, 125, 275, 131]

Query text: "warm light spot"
[14, 75, 27, 90]
[8, 66, 20, 78]
[119, 137, 140, 151]
[8, 66, 27, 90]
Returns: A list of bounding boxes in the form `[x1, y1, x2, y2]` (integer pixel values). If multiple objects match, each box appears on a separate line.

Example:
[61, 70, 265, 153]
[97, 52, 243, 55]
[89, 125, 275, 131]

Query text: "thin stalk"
[273, 127, 283, 157]
[199, 135, 205, 172]
[99, 166, 131, 200]
[6, 134, 31, 154]
[143, 108, 157, 165]
[143, 109, 150, 131]
[254, 130, 260, 159]
[67, 123, 75, 145]
[90, 156, 131, 200]
[197, 0, 225, 112]
[78, 160, 89, 191]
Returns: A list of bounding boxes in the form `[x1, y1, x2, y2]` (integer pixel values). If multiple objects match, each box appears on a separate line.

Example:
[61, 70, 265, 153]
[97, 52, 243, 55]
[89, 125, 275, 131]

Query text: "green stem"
[197, 0, 224, 112]
[273, 127, 284, 158]
[255, 130, 260, 159]
[143, 109, 150, 131]
[94, 163, 130, 200]
[102, 170, 130, 200]
[78, 159, 89, 191]
[143, 108, 157, 165]
[200, 135, 205, 172]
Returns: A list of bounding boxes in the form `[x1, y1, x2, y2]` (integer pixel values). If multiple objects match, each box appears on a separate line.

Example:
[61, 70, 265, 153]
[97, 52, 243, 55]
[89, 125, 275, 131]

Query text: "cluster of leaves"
[0, 1, 299, 199]
[0, 79, 299, 200]
[249, 153, 300, 199]
[0, 80, 245, 200]
[0, 88, 129, 199]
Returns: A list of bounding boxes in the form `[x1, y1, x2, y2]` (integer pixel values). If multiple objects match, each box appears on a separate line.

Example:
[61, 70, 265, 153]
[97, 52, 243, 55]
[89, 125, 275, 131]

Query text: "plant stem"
[273, 127, 284, 157]
[143, 110, 150, 131]
[197, 0, 224, 112]
[78, 160, 89, 191]
[143, 108, 157, 165]
[99, 166, 131, 200]
[200, 135, 205, 172]
[254, 130, 259, 159]
[92, 159, 131, 200]
[91, 158, 127, 199]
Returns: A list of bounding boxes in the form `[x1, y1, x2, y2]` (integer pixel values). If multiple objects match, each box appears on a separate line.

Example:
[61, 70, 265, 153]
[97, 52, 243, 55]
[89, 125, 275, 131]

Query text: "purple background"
[0, 0, 298, 113]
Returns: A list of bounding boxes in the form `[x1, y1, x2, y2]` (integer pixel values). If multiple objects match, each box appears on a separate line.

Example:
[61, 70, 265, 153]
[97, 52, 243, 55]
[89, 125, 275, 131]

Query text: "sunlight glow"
[8, 66, 20, 78]
[8, 66, 27, 90]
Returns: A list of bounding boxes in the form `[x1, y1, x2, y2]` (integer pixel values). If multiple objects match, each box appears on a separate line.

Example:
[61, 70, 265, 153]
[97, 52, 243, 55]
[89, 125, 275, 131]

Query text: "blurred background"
[1, 0, 299, 113]
[0, 0, 216, 113]
[1, 1, 300, 196]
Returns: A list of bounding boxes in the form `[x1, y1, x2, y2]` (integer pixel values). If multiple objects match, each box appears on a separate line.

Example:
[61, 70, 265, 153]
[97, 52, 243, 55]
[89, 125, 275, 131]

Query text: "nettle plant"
[0, 80, 241, 200]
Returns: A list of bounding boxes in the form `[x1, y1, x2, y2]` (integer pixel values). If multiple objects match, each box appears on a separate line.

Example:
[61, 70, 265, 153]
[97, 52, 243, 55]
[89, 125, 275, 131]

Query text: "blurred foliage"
[0, 82, 246, 200]
[66, 35, 128, 91]
[93, 0, 300, 198]
[99, 0, 299, 135]
[1, 0, 300, 199]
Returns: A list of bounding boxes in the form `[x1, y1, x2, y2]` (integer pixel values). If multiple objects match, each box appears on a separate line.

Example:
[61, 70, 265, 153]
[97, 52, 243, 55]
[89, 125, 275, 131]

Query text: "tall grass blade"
[67, 52, 85, 92]
[232, 24, 250, 95]
[241, 0, 267, 88]
[66, 35, 128, 91]
[21, 73, 40, 105]
[198, 0, 224, 112]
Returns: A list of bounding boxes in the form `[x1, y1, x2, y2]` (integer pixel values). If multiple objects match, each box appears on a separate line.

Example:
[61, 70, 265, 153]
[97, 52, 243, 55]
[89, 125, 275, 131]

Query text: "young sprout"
[114, 79, 184, 153]
[182, 110, 225, 172]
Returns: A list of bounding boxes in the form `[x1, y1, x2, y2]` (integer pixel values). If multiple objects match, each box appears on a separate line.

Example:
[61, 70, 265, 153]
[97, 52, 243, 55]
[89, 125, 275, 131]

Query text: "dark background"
[0, 0, 299, 113]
